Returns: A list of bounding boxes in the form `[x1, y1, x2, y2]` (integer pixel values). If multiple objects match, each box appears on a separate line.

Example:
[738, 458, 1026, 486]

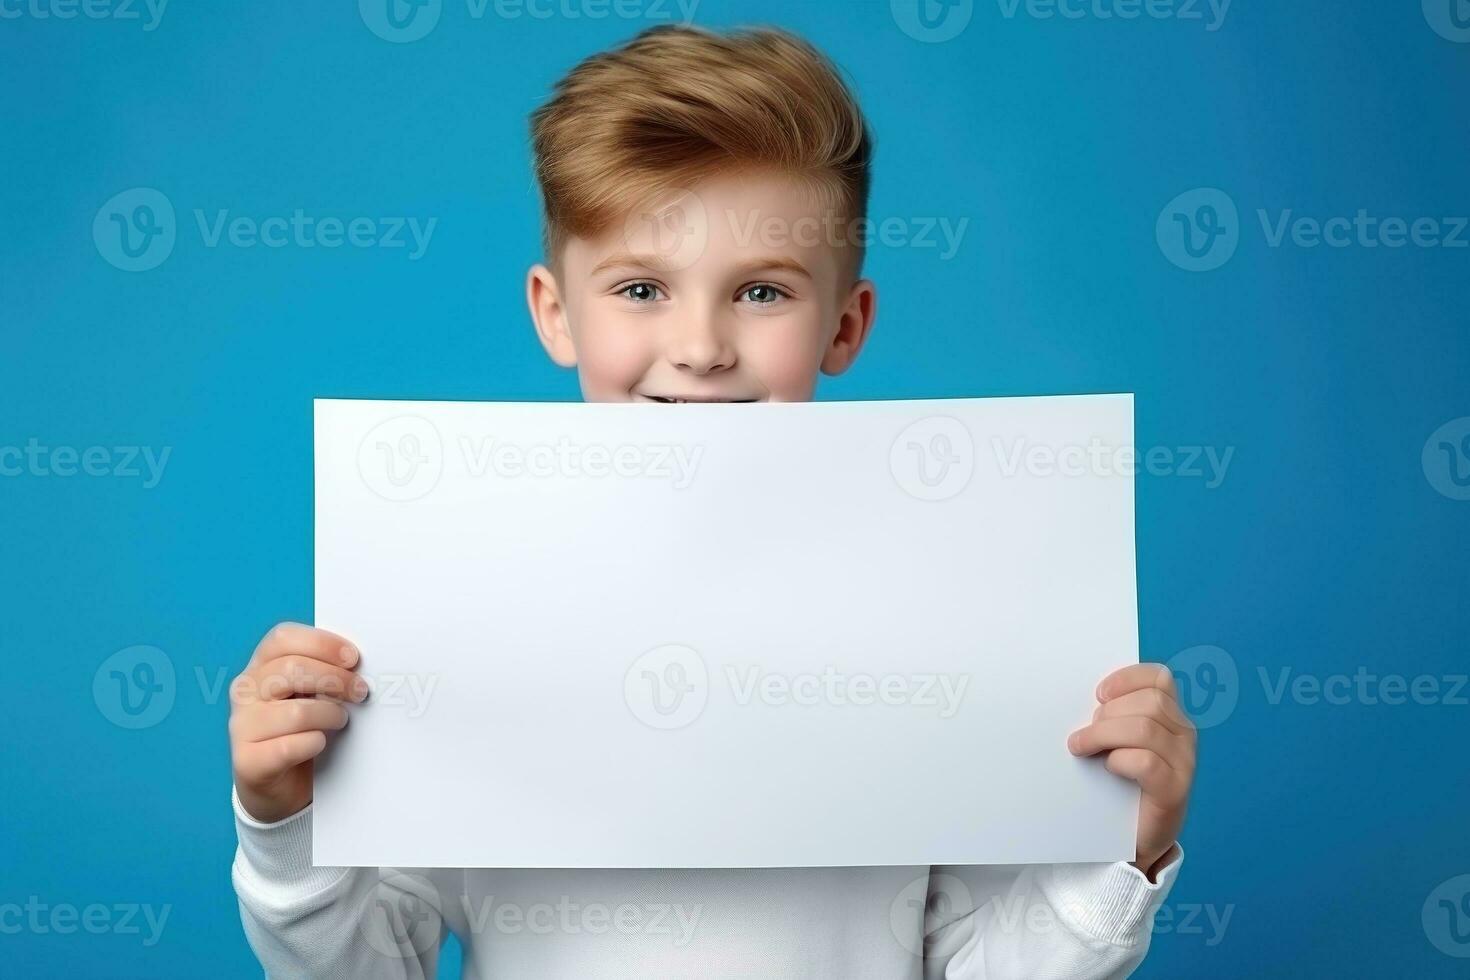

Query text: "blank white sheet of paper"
[312, 395, 1140, 869]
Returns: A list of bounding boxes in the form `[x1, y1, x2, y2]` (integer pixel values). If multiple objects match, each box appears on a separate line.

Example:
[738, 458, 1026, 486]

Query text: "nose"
[665, 311, 736, 376]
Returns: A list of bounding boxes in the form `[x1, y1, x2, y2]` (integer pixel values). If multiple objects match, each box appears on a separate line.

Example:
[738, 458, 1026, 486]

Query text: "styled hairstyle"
[530, 24, 873, 276]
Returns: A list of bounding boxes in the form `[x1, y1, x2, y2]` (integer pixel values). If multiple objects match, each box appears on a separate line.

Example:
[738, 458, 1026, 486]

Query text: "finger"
[230, 698, 350, 743]
[235, 656, 369, 704]
[1104, 748, 1189, 806]
[232, 731, 328, 783]
[1097, 663, 1175, 703]
[1093, 687, 1194, 735]
[251, 622, 360, 670]
[1068, 716, 1181, 765]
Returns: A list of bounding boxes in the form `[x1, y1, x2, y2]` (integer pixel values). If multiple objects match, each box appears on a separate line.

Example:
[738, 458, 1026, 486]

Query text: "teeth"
[645, 395, 759, 404]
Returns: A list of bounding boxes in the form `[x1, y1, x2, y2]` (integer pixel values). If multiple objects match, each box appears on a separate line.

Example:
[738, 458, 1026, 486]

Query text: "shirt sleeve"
[231, 788, 446, 980]
[923, 848, 1184, 979]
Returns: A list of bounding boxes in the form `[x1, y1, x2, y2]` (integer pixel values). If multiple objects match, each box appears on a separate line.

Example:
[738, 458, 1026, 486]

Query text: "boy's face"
[527, 171, 876, 403]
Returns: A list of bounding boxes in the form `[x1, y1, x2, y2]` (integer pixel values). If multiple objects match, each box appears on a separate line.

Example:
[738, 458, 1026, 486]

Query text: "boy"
[230, 25, 1194, 978]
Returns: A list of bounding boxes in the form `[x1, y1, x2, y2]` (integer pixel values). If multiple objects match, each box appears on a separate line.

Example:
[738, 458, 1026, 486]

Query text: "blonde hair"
[530, 25, 873, 275]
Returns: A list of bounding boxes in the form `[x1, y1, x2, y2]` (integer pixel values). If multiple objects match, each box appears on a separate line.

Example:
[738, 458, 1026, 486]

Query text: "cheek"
[572, 317, 655, 401]
[741, 316, 828, 400]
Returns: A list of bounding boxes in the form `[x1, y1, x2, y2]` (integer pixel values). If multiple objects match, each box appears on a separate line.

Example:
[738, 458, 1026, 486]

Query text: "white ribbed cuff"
[1042, 845, 1184, 947]
[232, 787, 347, 898]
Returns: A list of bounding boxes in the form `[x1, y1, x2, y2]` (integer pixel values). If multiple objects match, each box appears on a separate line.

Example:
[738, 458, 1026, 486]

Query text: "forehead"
[563, 170, 848, 283]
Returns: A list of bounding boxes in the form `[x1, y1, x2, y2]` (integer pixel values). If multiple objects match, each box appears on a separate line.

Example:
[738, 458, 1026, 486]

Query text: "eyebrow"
[589, 253, 677, 277]
[730, 256, 813, 281]
[587, 254, 815, 280]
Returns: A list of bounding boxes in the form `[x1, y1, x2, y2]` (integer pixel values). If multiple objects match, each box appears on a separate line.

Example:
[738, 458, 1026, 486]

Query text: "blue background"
[3, 1, 1468, 976]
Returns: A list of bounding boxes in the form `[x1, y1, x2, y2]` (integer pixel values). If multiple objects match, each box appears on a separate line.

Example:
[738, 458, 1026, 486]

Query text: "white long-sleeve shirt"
[232, 790, 1181, 979]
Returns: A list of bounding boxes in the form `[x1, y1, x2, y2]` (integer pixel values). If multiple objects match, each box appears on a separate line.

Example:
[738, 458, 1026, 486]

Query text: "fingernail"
[353, 678, 370, 701]
[340, 645, 359, 667]
[1067, 732, 1080, 752]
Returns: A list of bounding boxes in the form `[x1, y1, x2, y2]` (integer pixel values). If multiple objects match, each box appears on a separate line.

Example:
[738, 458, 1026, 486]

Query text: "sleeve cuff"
[1040, 844, 1184, 947]
[232, 787, 347, 898]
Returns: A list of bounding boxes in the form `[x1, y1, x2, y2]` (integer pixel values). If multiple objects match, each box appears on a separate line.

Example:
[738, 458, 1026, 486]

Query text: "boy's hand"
[1067, 663, 1196, 880]
[229, 623, 368, 824]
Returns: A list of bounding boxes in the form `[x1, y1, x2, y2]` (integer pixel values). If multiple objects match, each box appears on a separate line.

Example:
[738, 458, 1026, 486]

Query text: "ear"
[527, 263, 578, 368]
[820, 278, 877, 376]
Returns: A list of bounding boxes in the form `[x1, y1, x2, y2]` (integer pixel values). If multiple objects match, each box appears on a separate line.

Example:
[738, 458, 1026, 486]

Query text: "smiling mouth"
[639, 394, 762, 404]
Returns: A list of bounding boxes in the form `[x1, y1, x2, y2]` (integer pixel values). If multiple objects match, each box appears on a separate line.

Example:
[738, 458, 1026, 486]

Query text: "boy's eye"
[741, 284, 787, 305]
[619, 282, 664, 303]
